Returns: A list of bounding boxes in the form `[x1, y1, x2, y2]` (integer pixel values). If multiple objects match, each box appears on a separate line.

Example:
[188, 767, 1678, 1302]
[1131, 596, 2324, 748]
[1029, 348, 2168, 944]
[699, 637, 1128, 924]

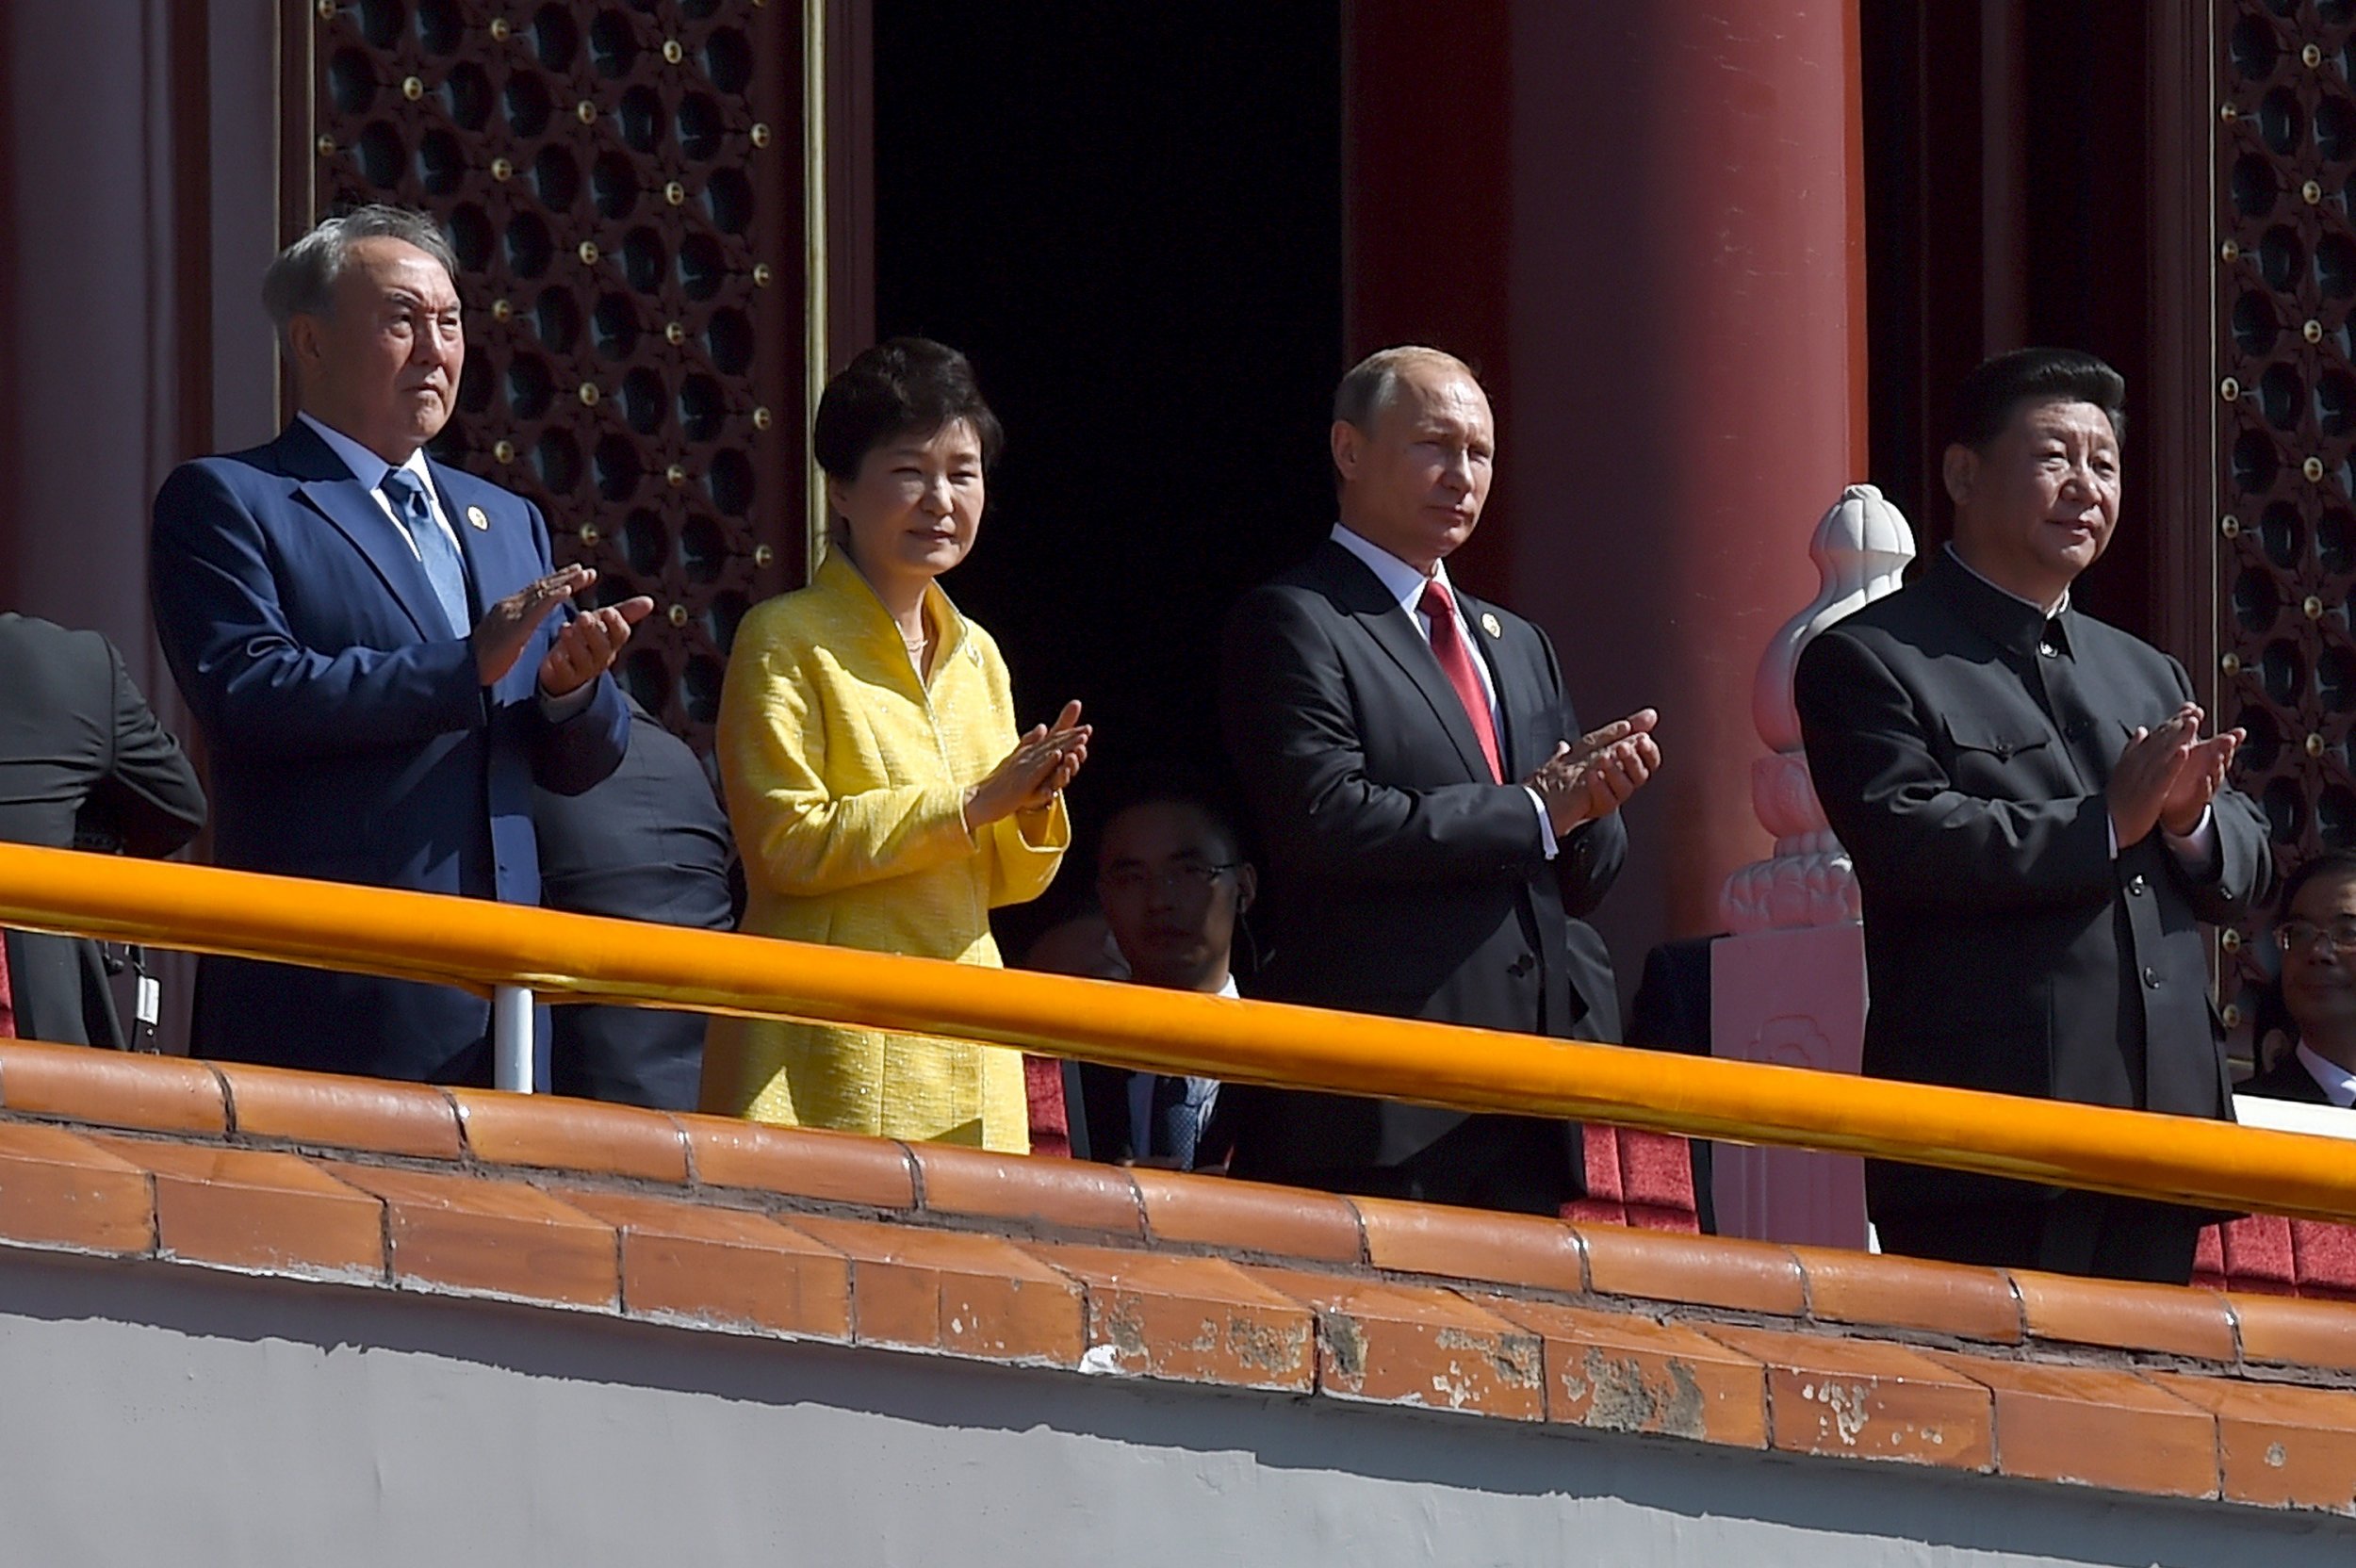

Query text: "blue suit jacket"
[150, 419, 629, 1084]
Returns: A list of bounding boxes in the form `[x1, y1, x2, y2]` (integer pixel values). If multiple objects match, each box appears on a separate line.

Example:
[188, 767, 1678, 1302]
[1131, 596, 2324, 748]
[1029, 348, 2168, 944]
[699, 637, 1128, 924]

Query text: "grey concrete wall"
[0, 1249, 2346, 1567]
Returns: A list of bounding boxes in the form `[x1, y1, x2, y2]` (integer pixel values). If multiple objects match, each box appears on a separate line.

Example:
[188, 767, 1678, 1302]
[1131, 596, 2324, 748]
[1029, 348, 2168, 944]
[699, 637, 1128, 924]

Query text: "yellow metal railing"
[1, 840, 2351, 1222]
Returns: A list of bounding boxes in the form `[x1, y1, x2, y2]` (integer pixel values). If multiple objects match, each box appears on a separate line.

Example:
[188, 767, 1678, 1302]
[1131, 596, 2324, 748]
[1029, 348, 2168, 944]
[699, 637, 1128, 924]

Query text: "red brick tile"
[0, 1121, 153, 1254]
[2232, 1293, 2356, 1374]
[0, 1040, 225, 1135]
[677, 1114, 917, 1209]
[1130, 1168, 1363, 1264]
[558, 1189, 849, 1339]
[1246, 1266, 1545, 1419]
[324, 1163, 615, 1308]
[1701, 1324, 1992, 1470]
[1924, 1352, 2217, 1498]
[1574, 1224, 1807, 1315]
[2012, 1270, 2239, 1361]
[90, 1136, 382, 1281]
[2149, 1371, 2356, 1513]
[1354, 1197, 1584, 1293]
[910, 1141, 1142, 1237]
[1789, 1246, 2023, 1344]
[791, 1215, 1084, 1364]
[450, 1089, 689, 1183]
[213, 1061, 462, 1159]
[1482, 1296, 1767, 1446]
[1022, 1241, 1316, 1391]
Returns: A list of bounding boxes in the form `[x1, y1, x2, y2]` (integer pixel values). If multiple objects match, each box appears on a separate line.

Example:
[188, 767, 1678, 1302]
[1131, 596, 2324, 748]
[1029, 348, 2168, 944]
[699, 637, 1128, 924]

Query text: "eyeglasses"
[2275, 919, 2356, 956]
[1100, 862, 1239, 897]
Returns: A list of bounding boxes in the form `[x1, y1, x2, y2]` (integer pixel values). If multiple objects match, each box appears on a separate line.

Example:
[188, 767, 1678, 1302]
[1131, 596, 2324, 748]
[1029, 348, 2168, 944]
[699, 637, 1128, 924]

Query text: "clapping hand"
[471, 564, 655, 695]
[1527, 708, 1661, 838]
[966, 700, 1090, 827]
[539, 591, 656, 697]
[2108, 705, 2241, 845]
[2107, 704, 2241, 844]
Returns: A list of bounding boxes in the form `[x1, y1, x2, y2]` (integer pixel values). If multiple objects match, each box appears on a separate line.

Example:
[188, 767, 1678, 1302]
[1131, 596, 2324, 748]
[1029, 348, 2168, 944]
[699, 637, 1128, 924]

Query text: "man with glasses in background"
[1084, 790, 1257, 1169]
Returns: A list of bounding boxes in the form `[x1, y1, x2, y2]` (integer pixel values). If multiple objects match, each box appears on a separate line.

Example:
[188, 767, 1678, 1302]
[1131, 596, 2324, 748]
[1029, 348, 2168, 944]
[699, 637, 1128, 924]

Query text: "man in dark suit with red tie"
[1219, 347, 1661, 1212]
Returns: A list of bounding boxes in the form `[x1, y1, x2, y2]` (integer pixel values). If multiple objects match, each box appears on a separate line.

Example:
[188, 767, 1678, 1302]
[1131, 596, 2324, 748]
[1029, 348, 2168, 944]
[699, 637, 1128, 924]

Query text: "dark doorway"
[1859, 0, 2155, 640]
[872, 3, 1344, 944]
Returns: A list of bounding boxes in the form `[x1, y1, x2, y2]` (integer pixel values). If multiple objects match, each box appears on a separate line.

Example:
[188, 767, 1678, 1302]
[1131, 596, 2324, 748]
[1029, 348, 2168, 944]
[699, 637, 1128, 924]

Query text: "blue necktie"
[381, 466, 471, 638]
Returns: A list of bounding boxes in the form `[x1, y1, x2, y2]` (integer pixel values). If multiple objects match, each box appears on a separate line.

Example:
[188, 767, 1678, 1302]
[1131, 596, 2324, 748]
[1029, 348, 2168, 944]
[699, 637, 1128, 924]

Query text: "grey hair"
[1333, 345, 1480, 429]
[261, 205, 461, 356]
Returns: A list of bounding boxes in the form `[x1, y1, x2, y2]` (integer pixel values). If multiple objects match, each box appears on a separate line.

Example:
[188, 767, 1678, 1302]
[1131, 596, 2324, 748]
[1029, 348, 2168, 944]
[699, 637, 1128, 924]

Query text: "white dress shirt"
[300, 413, 469, 569]
[1330, 525, 1559, 857]
[2295, 1043, 2356, 1108]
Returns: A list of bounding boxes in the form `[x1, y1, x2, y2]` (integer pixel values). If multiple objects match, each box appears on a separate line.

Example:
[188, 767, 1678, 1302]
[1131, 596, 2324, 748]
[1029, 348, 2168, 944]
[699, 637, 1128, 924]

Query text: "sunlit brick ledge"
[3, 1036, 2356, 1513]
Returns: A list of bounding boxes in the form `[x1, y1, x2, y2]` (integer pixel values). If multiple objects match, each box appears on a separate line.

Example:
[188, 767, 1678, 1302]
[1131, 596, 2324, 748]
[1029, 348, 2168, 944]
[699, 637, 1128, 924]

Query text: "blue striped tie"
[381, 466, 470, 638]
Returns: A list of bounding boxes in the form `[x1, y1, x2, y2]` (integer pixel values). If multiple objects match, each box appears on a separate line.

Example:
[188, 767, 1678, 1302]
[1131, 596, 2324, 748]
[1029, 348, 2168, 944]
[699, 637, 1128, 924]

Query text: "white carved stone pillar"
[1710, 484, 1914, 1250]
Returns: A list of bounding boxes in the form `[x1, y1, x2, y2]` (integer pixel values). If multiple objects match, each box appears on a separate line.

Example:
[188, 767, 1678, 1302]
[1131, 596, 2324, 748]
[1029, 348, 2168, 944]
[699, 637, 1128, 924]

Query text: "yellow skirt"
[700, 1014, 1032, 1154]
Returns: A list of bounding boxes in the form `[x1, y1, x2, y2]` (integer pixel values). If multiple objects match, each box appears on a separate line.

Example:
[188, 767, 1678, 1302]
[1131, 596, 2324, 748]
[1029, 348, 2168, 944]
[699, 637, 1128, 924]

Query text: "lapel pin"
[466, 505, 489, 531]
[1480, 612, 1502, 638]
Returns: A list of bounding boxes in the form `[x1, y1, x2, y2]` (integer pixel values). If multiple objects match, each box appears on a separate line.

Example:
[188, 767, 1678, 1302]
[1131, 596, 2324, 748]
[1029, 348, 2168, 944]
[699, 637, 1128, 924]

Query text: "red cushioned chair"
[1023, 1054, 1073, 1158]
[2194, 1214, 2356, 1299]
[1563, 1124, 1703, 1233]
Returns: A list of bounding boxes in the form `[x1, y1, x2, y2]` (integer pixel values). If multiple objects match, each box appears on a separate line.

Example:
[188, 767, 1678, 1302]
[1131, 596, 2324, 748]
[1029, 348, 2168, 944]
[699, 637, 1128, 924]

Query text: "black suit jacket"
[1795, 552, 2272, 1217]
[0, 613, 206, 1047]
[2240, 1050, 2336, 1106]
[532, 701, 737, 1110]
[1219, 538, 1625, 1176]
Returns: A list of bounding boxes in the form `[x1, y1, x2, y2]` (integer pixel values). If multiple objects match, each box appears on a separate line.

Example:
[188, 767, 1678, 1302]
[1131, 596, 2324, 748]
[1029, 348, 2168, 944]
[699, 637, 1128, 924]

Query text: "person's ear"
[1330, 420, 1363, 482]
[286, 313, 327, 385]
[824, 473, 853, 525]
[1941, 442, 1978, 509]
[1234, 862, 1257, 914]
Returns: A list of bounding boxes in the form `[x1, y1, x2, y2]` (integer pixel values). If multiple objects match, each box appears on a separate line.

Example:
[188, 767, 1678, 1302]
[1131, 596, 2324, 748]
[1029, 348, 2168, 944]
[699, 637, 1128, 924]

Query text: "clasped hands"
[471, 564, 657, 696]
[1527, 708, 1661, 838]
[2108, 703, 2241, 847]
[967, 699, 1090, 827]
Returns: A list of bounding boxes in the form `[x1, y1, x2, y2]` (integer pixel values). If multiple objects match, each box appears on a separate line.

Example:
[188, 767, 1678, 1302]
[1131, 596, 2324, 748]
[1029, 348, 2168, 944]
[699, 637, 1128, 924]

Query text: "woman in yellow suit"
[703, 339, 1088, 1151]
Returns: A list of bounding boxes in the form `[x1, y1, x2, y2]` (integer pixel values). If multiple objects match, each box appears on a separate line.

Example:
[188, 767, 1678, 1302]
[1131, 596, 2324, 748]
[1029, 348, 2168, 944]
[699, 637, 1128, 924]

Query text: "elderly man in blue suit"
[151, 205, 652, 1086]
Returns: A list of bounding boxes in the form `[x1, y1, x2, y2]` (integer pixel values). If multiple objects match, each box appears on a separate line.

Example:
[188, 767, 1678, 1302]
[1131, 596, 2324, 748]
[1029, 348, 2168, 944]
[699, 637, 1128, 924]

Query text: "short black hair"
[1949, 347, 2127, 450]
[2277, 849, 2356, 923]
[1095, 776, 1249, 870]
[811, 336, 1005, 481]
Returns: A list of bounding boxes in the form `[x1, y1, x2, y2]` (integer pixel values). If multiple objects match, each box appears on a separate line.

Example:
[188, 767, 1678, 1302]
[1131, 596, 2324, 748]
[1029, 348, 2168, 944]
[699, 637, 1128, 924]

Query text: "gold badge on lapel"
[1480, 612, 1502, 638]
[465, 505, 489, 531]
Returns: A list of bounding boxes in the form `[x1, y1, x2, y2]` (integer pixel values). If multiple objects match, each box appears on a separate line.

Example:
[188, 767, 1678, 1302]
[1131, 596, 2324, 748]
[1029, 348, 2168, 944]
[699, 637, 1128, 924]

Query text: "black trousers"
[1295, 1115, 1576, 1217]
[1873, 1192, 2203, 1285]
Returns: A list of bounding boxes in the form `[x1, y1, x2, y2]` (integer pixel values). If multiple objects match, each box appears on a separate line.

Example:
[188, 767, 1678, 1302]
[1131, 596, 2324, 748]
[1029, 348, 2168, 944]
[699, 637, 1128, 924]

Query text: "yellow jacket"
[700, 547, 1068, 1151]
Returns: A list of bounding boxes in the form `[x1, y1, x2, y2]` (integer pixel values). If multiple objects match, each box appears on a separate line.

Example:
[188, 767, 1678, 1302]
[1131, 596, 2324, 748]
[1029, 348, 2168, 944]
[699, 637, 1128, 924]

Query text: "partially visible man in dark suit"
[0, 614, 206, 1047]
[1219, 346, 1661, 1213]
[151, 205, 652, 1086]
[1083, 787, 1258, 1170]
[533, 698, 736, 1109]
[1797, 347, 2272, 1283]
[2245, 850, 2356, 1106]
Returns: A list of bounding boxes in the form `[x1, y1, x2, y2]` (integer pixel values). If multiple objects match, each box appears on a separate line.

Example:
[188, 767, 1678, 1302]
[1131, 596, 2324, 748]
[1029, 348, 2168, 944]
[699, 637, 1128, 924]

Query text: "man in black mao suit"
[1796, 348, 2272, 1283]
[0, 614, 206, 1047]
[1220, 347, 1661, 1213]
[533, 698, 738, 1110]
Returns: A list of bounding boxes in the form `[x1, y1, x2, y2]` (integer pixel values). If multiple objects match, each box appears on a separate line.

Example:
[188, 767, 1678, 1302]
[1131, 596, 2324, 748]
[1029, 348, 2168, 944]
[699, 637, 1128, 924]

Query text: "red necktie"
[0, 930, 15, 1039]
[1418, 579, 1503, 782]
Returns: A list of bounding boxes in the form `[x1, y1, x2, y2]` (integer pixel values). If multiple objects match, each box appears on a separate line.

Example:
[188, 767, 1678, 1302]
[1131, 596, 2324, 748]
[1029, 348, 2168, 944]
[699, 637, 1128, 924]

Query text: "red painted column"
[1353, 1, 1869, 975]
[1511, 0, 1866, 958]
